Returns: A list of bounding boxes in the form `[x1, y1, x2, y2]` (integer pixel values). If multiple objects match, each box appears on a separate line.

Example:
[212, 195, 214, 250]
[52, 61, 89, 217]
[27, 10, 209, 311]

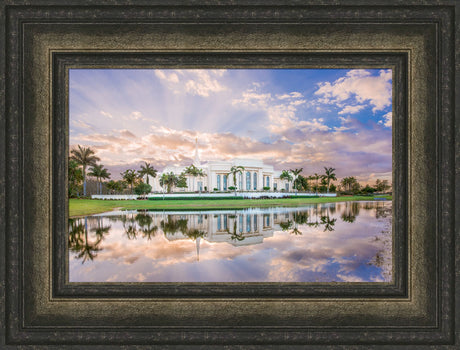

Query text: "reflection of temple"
[163, 211, 275, 246]
[71, 201, 391, 265]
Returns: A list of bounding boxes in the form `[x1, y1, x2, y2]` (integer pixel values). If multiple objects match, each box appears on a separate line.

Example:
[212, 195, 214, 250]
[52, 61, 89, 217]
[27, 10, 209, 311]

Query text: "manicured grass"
[69, 195, 392, 217]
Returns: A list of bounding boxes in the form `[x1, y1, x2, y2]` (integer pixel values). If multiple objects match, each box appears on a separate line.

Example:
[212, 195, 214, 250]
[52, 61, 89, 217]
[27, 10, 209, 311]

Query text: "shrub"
[134, 182, 152, 195]
[228, 186, 236, 191]
[263, 186, 270, 191]
[213, 188, 218, 191]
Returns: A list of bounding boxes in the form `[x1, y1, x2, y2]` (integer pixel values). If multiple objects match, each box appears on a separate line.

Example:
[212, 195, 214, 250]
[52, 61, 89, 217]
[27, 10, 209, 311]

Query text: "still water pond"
[69, 201, 392, 283]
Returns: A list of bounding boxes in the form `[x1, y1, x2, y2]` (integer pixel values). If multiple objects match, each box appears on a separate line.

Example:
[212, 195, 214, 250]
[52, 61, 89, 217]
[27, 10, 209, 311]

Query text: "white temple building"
[147, 139, 290, 193]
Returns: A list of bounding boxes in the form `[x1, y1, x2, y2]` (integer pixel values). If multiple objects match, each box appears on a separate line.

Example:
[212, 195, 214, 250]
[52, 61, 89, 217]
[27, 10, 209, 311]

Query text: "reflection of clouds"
[69, 202, 392, 283]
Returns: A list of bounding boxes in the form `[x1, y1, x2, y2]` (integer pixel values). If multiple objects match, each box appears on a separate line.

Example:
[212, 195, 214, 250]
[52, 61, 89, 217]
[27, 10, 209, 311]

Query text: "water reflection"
[69, 201, 392, 283]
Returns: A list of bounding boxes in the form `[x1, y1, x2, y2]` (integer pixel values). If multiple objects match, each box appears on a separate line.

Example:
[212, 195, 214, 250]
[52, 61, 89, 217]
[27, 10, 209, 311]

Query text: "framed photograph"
[1, 1, 458, 348]
[67, 66, 394, 285]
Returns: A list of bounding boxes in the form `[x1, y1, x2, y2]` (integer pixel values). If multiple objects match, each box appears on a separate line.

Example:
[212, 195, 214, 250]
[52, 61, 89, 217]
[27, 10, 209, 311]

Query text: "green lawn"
[69, 195, 392, 217]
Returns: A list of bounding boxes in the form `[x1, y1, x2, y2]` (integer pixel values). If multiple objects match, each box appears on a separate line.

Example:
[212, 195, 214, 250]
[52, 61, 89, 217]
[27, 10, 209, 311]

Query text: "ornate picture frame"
[1, 1, 458, 348]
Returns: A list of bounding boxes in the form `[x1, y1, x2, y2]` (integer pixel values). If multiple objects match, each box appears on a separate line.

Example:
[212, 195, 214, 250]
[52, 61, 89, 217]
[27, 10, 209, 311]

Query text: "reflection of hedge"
[147, 195, 323, 200]
[148, 196, 245, 201]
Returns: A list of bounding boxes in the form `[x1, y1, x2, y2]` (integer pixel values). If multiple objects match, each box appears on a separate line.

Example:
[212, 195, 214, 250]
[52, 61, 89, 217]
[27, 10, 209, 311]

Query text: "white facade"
[147, 140, 290, 193]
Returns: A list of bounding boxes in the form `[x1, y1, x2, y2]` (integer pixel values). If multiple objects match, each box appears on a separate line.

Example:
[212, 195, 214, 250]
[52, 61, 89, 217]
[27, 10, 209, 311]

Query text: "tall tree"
[106, 180, 126, 194]
[196, 168, 206, 193]
[88, 164, 111, 195]
[138, 162, 157, 185]
[341, 176, 359, 193]
[176, 173, 188, 191]
[184, 164, 199, 191]
[322, 167, 337, 193]
[289, 168, 303, 195]
[294, 175, 309, 192]
[159, 172, 179, 193]
[70, 145, 100, 196]
[68, 158, 83, 197]
[121, 169, 139, 194]
[375, 179, 391, 193]
[99, 167, 111, 194]
[280, 170, 293, 192]
[309, 173, 321, 195]
[227, 165, 245, 196]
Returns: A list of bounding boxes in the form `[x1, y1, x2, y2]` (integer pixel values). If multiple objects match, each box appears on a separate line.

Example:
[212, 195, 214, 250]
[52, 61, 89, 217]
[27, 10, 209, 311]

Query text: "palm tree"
[99, 167, 111, 193]
[309, 173, 321, 195]
[121, 169, 139, 194]
[159, 172, 179, 193]
[280, 170, 293, 192]
[70, 145, 100, 196]
[196, 168, 206, 194]
[88, 164, 111, 195]
[68, 158, 83, 197]
[289, 168, 303, 195]
[341, 176, 359, 193]
[322, 167, 337, 193]
[228, 166, 245, 196]
[138, 162, 157, 185]
[184, 164, 199, 192]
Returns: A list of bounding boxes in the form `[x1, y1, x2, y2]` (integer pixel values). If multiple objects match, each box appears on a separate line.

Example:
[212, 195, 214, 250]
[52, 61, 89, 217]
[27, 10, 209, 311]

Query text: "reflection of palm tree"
[125, 225, 138, 240]
[184, 228, 206, 261]
[68, 218, 85, 252]
[135, 213, 158, 239]
[185, 229, 206, 241]
[91, 224, 111, 241]
[141, 225, 158, 240]
[293, 211, 309, 225]
[135, 213, 153, 227]
[71, 217, 103, 263]
[122, 214, 138, 239]
[341, 213, 356, 223]
[375, 203, 390, 219]
[328, 203, 337, 215]
[160, 215, 189, 235]
[320, 216, 336, 232]
[90, 217, 111, 241]
[341, 202, 360, 223]
[227, 221, 245, 241]
[290, 212, 303, 235]
[279, 220, 293, 231]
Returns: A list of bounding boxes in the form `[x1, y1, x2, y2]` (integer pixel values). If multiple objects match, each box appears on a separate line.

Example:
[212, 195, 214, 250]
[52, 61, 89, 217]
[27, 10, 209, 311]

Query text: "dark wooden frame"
[1, 1, 458, 348]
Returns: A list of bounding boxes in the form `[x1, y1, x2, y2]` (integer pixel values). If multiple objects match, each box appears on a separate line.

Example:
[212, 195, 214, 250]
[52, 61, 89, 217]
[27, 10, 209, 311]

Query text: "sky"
[69, 68, 392, 184]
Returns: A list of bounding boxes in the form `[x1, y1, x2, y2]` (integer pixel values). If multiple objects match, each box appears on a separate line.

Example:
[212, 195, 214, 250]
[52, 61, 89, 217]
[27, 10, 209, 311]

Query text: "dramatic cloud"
[155, 69, 227, 97]
[379, 112, 392, 128]
[70, 68, 392, 184]
[314, 69, 392, 113]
